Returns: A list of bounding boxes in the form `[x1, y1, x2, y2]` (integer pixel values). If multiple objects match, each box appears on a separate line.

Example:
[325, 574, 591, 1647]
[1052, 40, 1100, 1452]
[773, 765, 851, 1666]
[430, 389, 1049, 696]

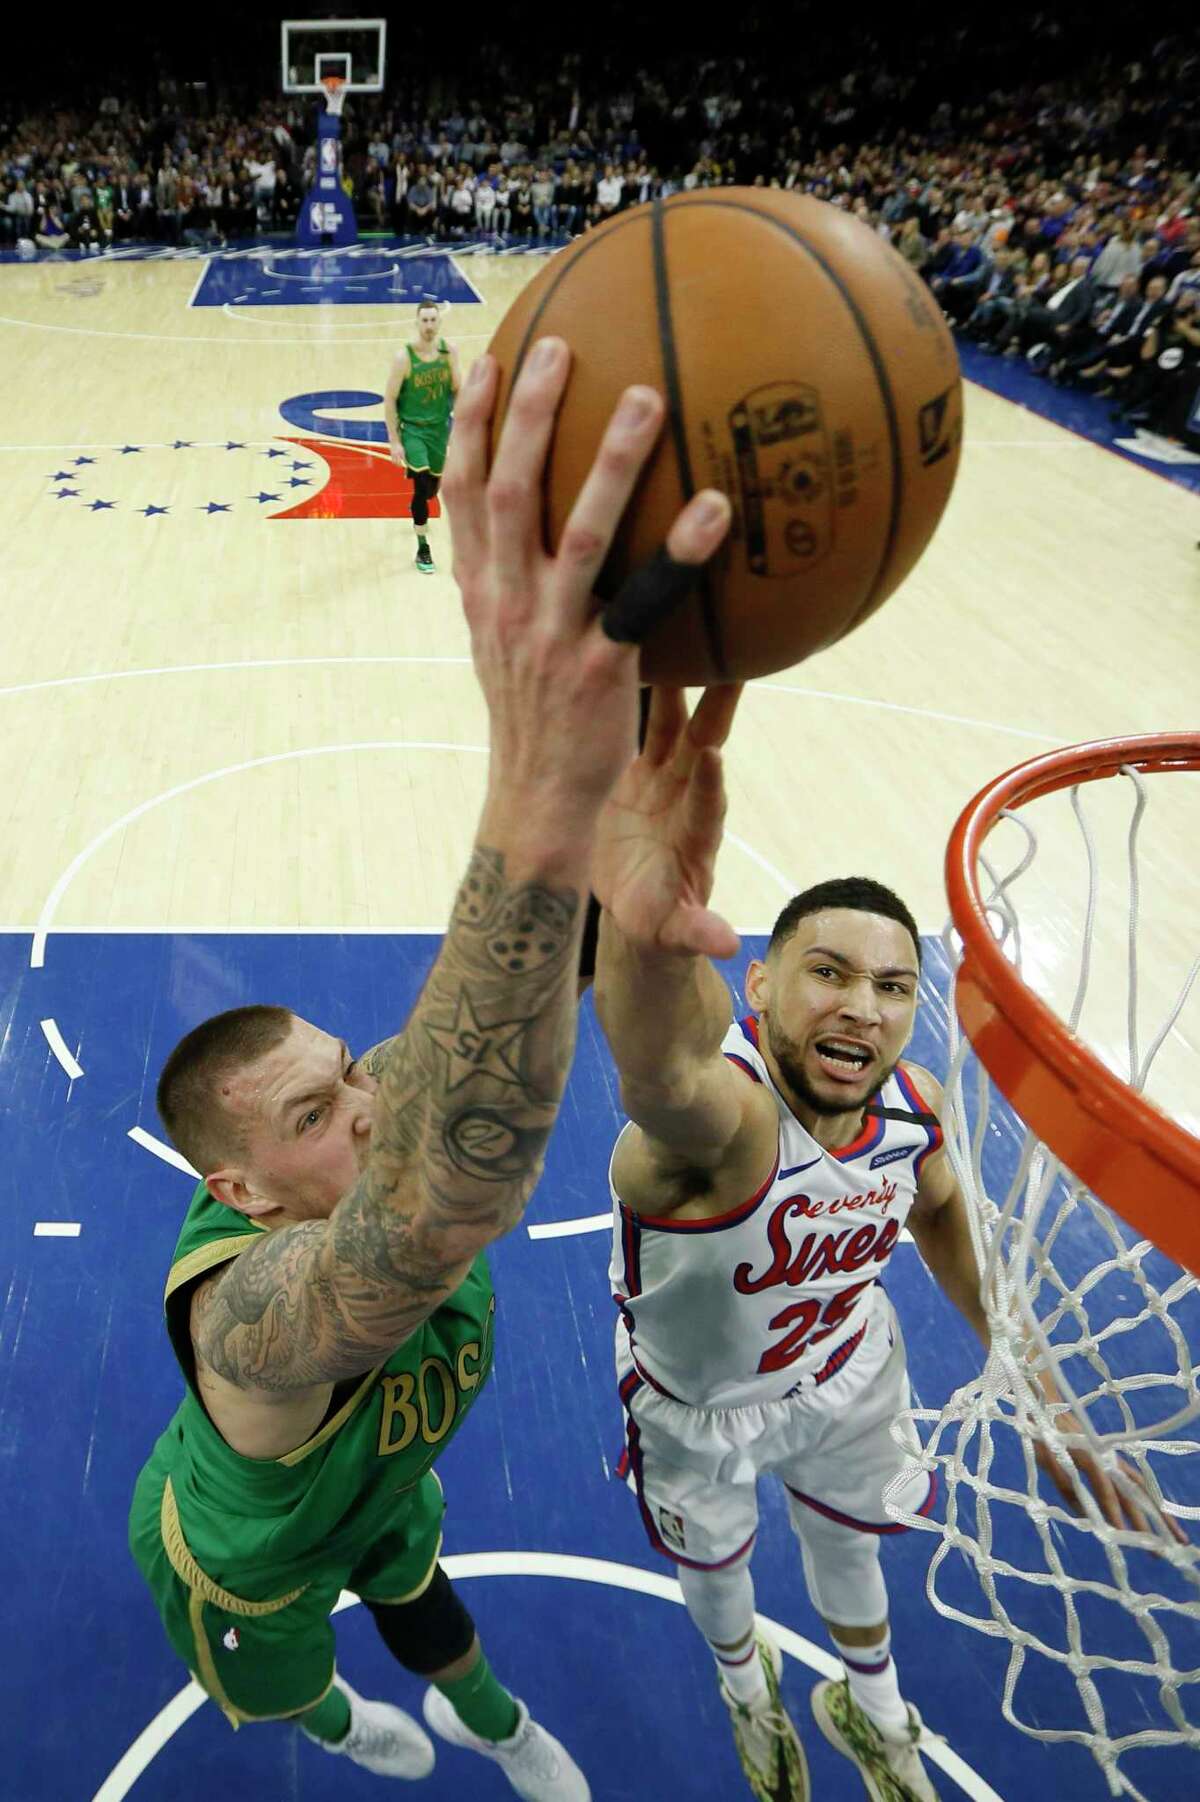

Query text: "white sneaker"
[422, 1688, 590, 1801]
[720, 1633, 810, 1801]
[811, 1676, 940, 1801]
[302, 1672, 435, 1779]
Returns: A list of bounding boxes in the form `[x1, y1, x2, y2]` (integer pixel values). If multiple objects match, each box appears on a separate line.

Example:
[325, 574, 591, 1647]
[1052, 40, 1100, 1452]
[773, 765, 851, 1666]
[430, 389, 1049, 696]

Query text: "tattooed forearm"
[195, 845, 584, 1393]
[358, 844, 580, 1217]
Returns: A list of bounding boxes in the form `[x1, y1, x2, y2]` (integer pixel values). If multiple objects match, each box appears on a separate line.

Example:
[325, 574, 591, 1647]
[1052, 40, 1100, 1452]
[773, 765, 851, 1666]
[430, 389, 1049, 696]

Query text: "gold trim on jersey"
[161, 1477, 309, 1616]
[276, 1361, 383, 1468]
[356, 1529, 444, 1606]
[164, 1230, 265, 1302]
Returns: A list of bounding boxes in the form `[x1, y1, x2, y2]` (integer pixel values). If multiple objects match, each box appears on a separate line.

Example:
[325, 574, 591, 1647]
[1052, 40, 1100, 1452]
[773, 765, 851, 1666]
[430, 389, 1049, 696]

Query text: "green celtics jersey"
[155, 1182, 494, 1585]
[396, 338, 454, 431]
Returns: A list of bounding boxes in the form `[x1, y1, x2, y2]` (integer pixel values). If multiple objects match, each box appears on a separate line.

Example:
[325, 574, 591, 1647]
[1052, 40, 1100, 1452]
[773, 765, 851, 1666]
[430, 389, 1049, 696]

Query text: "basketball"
[487, 189, 964, 684]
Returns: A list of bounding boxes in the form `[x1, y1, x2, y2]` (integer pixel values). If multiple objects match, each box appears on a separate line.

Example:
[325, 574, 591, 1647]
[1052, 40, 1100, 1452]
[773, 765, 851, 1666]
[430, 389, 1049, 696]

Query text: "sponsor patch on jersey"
[657, 1507, 687, 1552]
[870, 1143, 917, 1171]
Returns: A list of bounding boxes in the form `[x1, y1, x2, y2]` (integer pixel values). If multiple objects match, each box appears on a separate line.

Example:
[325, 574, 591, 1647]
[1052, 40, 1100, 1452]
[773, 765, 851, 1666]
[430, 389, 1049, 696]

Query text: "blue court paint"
[958, 337, 1200, 496]
[277, 388, 389, 444]
[190, 248, 482, 310]
[2, 931, 1194, 1801]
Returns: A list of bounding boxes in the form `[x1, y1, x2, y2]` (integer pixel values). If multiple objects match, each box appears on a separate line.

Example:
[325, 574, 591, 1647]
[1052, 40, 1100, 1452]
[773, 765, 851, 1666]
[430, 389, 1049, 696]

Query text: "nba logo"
[320, 138, 337, 173]
[657, 1507, 687, 1552]
[917, 389, 957, 467]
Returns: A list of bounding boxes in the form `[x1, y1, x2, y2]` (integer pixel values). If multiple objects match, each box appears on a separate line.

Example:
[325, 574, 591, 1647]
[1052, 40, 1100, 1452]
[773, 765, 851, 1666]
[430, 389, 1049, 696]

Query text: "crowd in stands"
[4, 22, 1198, 443]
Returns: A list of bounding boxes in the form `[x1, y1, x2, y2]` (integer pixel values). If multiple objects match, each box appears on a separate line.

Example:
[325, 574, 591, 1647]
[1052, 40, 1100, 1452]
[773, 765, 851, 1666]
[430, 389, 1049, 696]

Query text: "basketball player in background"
[590, 686, 1175, 1802]
[385, 300, 460, 573]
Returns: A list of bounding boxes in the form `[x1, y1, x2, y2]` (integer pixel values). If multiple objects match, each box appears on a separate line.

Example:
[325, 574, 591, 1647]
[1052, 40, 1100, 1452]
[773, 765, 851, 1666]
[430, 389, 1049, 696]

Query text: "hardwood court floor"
[2, 245, 1196, 1121]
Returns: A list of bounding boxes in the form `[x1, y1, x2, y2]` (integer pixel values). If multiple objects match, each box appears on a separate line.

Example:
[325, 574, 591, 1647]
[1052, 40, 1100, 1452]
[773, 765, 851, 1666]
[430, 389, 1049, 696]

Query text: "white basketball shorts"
[614, 1284, 936, 1569]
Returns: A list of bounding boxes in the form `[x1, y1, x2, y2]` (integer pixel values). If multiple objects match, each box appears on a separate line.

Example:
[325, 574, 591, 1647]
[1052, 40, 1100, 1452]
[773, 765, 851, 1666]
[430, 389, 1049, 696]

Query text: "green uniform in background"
[396, 338, 454, 475]
[129, 1182, 495, 1724]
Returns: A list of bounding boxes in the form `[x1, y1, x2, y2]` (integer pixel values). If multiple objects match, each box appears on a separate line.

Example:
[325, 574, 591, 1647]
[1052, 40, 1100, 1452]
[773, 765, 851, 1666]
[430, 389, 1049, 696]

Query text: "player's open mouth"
[814, 1038, 873, 1082]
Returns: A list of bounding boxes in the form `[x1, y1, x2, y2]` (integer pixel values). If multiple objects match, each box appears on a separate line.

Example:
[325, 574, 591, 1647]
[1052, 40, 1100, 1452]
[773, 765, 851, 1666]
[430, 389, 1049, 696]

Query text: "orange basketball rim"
[945, 732, 1200, 1276]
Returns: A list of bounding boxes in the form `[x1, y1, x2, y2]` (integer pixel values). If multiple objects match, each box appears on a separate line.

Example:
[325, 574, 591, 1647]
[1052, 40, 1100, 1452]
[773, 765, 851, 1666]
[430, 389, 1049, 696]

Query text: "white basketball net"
[887, 763, 1200, 1800]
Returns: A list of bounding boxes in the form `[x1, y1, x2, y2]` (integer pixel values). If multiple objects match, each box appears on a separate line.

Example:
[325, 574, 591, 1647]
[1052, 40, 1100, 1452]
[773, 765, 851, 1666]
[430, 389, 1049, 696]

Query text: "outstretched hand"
[442, 344, 732, 847]
[589, 684, 743, 960]
[1034, 1410, 1189, 1545]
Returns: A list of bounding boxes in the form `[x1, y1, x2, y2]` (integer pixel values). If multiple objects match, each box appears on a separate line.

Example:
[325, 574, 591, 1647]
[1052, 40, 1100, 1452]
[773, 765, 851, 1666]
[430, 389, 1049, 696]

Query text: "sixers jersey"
[608, 1016, 942, 1408]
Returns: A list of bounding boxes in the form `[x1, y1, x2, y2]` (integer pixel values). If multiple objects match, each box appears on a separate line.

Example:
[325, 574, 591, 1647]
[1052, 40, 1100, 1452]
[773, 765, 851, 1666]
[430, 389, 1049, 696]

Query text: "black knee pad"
[365, 1566, 476, 1675]
[411, 469, 440, 527]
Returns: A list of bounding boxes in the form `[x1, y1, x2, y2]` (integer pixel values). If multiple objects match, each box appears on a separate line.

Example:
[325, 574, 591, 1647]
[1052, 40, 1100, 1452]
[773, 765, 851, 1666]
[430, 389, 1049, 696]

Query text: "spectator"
[993, 254, 1063, 355]
[1090, 217, 1143, 295]
[1057, 273, 1143, 384]
[474, 174, 496, 236]
[3, 177, 34, 244]
[575, 162, 596, 228]
[1021, 254, 1099, 367]
[512, 170, 533, 238]
[111, 173, 136, 242]
[156, 159, 179, 243]
[1143, 291, 1200, 442]
[391, 155, 409, 234]
[531, 165, 555, 239]
[493, 170, 513, 236]
[595, 161, 622, 225]
[448, 170, 475, 238]
[930, 228, 987, 323]
[35, 195, 69, 251]
[405, 165, 436, 237]
[555, 160, 583, 236]
[963, 247, 1021, 342]
[1104, 275, 1172, 409]
[1167, 246, 1200, 306]
[894, 213, 929, 273]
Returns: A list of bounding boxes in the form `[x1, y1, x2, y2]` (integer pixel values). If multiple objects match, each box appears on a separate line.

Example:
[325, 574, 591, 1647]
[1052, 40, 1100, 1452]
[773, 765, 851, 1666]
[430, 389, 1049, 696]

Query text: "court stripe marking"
[754, 682, 1058, 745]
[214, 306, 493, 337]
[0, 657, 1063, 747]
[40, 1016, 83, 1078]
[0, 312, 420, 347]
[0, 655, 472, 700]
[528, 1212, 613, 1240]
[184, 259, 209, 309]
[726, 830, 796, 897]
[29, 740, 494, 969]
[90, 1551, 1002, 1802]
[34, 1221, 82, 1237]
[128, 1127, 199, 1180]
[449, 254, 487, 303]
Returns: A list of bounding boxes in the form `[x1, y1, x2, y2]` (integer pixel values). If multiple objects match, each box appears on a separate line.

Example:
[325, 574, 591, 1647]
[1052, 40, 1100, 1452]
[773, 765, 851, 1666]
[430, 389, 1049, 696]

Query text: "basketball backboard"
[281, 17, 387, 94]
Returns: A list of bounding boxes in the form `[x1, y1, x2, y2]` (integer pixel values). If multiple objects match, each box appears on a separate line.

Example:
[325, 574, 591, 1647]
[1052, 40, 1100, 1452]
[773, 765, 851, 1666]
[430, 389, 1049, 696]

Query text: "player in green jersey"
[385, 299, 460, 573]
[128, 333, 734, 1792]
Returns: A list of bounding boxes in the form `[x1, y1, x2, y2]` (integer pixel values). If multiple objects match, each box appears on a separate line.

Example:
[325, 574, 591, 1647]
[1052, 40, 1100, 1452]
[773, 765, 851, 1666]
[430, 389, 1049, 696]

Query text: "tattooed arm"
[193, 335, 731, 1398]
[193, 839, 583, 1393]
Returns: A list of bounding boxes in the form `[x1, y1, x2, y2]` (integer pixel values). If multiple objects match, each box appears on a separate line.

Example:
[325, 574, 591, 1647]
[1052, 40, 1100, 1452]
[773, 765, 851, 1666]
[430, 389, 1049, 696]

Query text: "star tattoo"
[425, 991, 530, 1092]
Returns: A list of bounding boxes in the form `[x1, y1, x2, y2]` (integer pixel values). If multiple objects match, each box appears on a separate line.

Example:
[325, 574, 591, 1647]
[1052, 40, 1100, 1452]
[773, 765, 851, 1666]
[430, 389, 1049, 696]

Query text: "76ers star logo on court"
[38, 390, 442, 524]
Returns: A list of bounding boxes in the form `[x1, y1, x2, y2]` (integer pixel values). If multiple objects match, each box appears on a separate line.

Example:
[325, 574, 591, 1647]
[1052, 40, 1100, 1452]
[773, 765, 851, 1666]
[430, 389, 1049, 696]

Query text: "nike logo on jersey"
[777, 1156, 822, 1180]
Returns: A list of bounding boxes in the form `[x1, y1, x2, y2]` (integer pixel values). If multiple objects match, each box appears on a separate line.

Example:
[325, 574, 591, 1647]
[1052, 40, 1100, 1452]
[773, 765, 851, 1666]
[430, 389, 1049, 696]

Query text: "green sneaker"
[810, 1677, 940, 1802]
[415, 539, 435, 573]
[719, 1634, 810, 1802]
